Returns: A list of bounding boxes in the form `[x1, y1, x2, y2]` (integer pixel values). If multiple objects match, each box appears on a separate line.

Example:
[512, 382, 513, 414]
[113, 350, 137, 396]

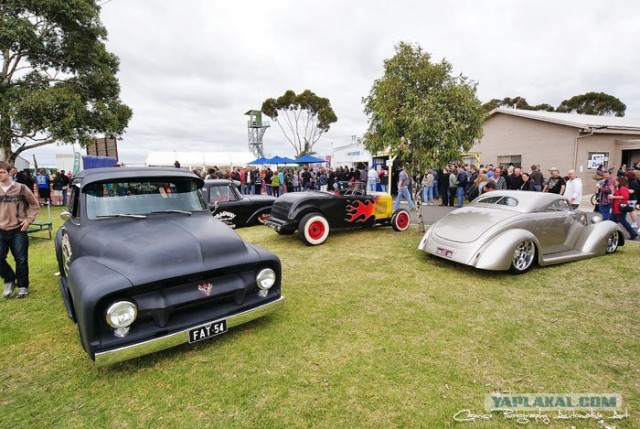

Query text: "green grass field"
[1, 207, 638, 428]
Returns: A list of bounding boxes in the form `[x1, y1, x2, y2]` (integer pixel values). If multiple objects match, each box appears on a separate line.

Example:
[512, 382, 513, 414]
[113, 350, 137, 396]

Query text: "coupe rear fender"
[474, 229, 540, 271]
[576, 221, 626, 253]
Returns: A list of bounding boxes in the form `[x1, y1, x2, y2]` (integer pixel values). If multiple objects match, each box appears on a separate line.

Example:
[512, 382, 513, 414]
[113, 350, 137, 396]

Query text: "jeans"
[614, 213, 639, 239]
[380, 184, 388, 193]
[266, 185, 272, 196]
[599, 204, 612, 221]
[433, 181, 439, 199]
[368, 181, 377, 193]
[457, 186, 465, 207]
[394, 186, 415, 211]
[422, 186, 434, 204]
[62, 188, 68, 205]
[0, 228, 29, 289]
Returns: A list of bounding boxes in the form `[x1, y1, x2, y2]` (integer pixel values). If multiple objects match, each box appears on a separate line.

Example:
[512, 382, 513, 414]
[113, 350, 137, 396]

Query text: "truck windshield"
[84, 179, 207, 219]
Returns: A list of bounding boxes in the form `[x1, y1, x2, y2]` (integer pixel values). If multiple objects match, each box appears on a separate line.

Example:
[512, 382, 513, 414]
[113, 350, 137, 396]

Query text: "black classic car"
[265, 186, 411, 245]
[55, 168, 284, 367]
[201, 179, 276, 228]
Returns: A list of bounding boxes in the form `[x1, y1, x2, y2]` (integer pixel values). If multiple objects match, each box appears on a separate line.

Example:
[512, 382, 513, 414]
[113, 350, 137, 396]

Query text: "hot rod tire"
[299, 213, 330, 246]
[605, 230, 619, 254]
[509, 239, 536, 274]
[391, 209, 411, 232]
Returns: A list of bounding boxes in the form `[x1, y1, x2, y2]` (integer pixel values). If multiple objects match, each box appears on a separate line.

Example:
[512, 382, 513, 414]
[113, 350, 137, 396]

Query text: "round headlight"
[256, 268, 276, 290]
[106, 301, 138, 329]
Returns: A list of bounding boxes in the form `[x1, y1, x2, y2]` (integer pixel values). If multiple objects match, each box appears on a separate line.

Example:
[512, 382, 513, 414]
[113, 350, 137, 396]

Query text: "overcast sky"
[28, 0, 640, 166]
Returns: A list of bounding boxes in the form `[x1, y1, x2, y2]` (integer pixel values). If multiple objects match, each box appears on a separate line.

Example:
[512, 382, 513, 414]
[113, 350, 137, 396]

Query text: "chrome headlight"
[256, 268, 276, 290]
[106, 301, 137, 337]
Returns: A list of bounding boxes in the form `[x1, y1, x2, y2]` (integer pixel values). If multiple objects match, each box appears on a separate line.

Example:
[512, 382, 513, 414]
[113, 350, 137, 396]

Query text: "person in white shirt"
[367, 167, 378, 193]
[563, 169, 583, 210]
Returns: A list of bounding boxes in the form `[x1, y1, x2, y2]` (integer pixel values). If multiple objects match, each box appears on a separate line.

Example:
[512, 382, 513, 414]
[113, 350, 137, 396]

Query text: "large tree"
[556, 91, 626, 116]
[482, 97, 554, 113]
[363, 42, 484, 167]
[261, 89, 337, 157]
[0, 0, 132, 165]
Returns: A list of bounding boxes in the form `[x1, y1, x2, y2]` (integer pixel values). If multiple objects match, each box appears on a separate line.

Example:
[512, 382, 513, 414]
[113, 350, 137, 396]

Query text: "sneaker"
[3, 281, 14, 298]
[17, 287, 28, 299]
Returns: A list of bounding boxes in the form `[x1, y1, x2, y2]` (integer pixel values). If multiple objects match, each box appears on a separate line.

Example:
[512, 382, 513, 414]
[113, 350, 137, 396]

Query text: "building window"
[587, 152, 608, 170]
[497, 155, 522, 169]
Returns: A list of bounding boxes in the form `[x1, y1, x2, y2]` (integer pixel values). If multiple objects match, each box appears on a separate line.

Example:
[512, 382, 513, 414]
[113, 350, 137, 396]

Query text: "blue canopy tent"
[294, 154, 325, 163]
[249, 157, 270, 165]
[267, 156, 297, 165]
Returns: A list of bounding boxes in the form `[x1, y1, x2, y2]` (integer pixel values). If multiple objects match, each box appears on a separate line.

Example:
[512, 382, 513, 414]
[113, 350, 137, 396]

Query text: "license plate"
[188, 319, 228, 343]
[436, 247, 453, 258]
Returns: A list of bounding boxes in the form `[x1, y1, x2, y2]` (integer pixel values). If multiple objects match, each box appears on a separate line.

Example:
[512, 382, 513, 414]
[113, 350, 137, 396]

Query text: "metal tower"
[245, 110, 270, 158]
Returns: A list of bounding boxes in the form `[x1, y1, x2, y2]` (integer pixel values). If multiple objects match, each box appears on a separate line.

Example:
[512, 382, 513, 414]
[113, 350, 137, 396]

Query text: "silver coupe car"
[418, 190, 625, 273]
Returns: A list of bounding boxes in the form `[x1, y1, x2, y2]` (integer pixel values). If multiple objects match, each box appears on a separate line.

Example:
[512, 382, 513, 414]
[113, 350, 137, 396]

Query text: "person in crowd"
[491, 166, 507, 190]
[518, 172, 536, 191]
[174, 160, 180, 168]
[378, 168, 389, 193]
[543, 167, 566, 194]
[264, 168, 273, 195]
[393, 164, 415, 211]
[59, 170, 70, 205]
[421, 169, 435, 205]
[299, 167, 310, 191]
[466, 173, 488, 202]
[508, 167, 524, 190]
[563, 169, 583, 210]
[319, 169, 329, 192]
[625, 170, 639, 229]
[456, 165, 468, 207]
[51, 172, 65, 206]
[367, 166, 378, 193]
[609, 176, 639, 240]
[271, 170, 280, 197]
[530, 164, 544, 191]
[483, 181, 497, 192]
[597, 168, 616, 221]
[0, 161, 40, 299]
[292, 168, 300, 192]
[35, 169, 51, 203]
[254, 169, 263, 194]
[448, 166, 458, 207]
[439, 167, 451, 206]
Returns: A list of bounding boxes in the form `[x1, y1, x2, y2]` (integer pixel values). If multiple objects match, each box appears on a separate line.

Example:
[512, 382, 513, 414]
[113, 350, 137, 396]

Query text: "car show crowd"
[192, 159, 640, 240]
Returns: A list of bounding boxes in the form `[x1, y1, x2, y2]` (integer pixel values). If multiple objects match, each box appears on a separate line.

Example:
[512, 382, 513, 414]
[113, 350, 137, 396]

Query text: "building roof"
[489, 108, 640, 134]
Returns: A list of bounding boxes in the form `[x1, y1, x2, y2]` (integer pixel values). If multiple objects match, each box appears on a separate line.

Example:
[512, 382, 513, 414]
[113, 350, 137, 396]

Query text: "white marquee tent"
[145, 151, 255, 168]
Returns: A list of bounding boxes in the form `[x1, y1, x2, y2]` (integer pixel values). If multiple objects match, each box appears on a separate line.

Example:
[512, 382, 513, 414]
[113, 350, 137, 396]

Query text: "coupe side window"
[546, 200, 571, 212]
[209, 186, 235, 203]
[476, 196, 518, 207]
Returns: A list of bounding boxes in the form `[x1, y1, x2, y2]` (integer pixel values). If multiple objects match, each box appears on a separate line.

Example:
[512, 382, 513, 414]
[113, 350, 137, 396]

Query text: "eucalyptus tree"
[0, 0, 132, 164]
[261, 89, 337, 157]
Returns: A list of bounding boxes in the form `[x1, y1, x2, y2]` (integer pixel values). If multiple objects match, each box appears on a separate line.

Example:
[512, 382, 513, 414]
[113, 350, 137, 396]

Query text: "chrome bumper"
[94, 296, 285, 368]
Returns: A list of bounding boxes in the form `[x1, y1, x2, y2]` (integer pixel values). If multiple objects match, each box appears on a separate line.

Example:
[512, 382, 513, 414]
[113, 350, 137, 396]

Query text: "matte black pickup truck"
[55, 168, 284, 367]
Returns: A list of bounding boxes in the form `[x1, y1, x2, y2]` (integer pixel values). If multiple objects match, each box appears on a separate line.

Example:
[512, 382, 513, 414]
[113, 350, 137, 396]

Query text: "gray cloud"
[27, 0, 640, 166]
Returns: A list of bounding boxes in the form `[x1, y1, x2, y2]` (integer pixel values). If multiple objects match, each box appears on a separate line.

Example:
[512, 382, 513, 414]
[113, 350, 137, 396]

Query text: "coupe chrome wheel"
[605, 231, 619, 254]
[510, 240, 536, 273]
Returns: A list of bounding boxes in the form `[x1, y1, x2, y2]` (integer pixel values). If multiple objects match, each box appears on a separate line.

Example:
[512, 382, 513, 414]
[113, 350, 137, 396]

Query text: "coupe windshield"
[85, 179, 207, 219]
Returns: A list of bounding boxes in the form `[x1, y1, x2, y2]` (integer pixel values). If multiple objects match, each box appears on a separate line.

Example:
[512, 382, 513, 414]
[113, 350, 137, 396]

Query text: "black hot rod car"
[55, 168, 284, 367]
[201, 179, 276, 228]
[265, 185, 411, 245]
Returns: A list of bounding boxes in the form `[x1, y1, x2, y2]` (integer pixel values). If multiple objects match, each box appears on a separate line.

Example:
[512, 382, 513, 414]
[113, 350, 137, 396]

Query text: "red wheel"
[299, 213, 330, 245]
[391, 209, 410, 231]
[256, 212, 270, 224]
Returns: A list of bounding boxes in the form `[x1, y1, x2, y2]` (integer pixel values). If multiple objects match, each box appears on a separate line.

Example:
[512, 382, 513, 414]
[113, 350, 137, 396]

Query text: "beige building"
[471, 108, 640, 181]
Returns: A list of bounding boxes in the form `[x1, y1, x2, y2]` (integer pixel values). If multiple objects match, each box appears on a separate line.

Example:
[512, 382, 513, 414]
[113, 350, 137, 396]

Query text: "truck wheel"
[299, 213, 330, 245]
[391, 209, 411, 231]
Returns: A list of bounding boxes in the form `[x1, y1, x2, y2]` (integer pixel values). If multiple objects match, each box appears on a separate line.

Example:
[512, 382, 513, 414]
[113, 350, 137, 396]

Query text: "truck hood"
[76, 214, 256, 286]
[434, 207, 518, 243]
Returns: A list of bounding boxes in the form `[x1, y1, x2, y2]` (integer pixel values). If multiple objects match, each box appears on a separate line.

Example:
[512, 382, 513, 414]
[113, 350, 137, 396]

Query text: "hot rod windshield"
[84, 178, 207, 219]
